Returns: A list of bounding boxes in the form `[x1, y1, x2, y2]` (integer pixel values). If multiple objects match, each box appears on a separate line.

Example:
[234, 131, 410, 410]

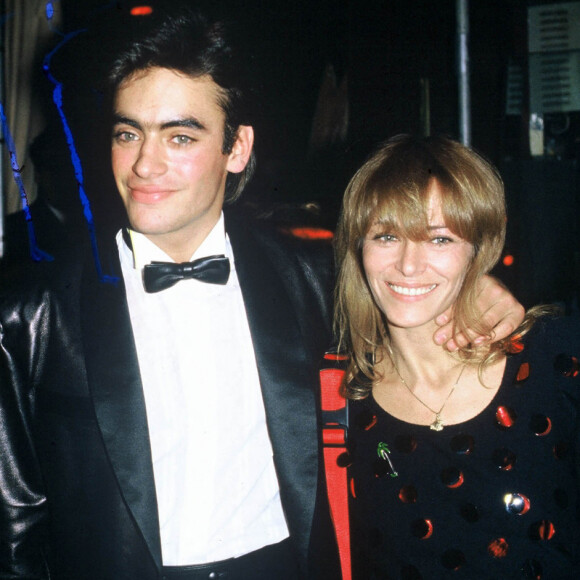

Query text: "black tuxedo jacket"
[0, 210, 339, 579]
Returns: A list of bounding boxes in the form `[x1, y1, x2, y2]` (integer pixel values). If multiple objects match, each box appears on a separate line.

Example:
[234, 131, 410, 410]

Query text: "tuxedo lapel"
[79, 249, 162, 569]
[226, 214, 320, 563]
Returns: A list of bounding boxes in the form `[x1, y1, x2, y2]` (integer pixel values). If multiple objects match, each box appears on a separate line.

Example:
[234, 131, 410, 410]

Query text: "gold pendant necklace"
[389, 353, 467, 431]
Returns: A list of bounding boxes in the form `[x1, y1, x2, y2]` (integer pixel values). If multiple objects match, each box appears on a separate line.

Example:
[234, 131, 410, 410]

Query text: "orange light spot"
[503, 254, 514, 266]
[288, 227, 334, 240]
[130, 6, 153, 16]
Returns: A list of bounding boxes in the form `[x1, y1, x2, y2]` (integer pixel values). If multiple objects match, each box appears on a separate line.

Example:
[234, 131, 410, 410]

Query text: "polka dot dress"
[347, 317, 580, 579]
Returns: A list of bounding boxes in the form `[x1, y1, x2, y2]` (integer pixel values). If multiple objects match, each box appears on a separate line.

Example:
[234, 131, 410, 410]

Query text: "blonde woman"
[335, 134, 580, 579]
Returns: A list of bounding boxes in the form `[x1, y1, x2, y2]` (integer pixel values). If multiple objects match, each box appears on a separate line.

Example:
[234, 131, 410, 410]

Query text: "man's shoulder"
[225, 205, 335, 349]
[224, 205, 334, 272]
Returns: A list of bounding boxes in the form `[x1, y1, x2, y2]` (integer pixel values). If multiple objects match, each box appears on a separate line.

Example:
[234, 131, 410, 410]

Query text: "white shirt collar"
[126, 213, 227, 271]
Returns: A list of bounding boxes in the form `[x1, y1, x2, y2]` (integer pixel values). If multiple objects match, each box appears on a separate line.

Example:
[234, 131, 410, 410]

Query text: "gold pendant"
[430, 414, 444, 431]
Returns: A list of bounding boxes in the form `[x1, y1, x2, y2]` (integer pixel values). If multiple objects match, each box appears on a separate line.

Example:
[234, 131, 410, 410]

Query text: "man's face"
[111, 67, 252, 260]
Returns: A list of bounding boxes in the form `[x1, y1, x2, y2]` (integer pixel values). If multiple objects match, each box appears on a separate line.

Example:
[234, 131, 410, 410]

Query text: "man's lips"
[128, 186, 175, 204]
[387, 283, 437, 297]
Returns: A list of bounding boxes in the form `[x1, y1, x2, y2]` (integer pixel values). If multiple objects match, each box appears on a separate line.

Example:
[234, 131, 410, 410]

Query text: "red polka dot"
[516, 362, 530, 382]
[488, 537, 509, 558]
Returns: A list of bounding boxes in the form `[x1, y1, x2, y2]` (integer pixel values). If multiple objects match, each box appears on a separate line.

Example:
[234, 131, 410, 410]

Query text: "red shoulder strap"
[320, 350, 351, 580]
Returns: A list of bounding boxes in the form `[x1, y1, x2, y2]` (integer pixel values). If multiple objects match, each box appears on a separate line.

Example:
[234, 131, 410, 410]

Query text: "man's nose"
[132, 138, 167, 178]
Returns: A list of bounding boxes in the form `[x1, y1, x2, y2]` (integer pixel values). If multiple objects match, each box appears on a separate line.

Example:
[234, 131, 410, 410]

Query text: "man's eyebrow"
[111, 115, 207, 132]
[161, 118, 206, 131]
[112, 114, 141, 129]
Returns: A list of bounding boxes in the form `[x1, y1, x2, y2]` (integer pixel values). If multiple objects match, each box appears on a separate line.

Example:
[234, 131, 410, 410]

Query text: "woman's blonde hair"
[335, 134, 515, 398]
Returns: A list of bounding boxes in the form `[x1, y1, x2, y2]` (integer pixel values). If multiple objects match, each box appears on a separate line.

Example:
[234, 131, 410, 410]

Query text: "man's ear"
[226, 125, 254, 174]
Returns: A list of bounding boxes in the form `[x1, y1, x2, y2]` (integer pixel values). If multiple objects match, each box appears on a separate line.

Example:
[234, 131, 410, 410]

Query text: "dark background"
[10, 0, 580, 308]
[58, 0, 527, 197]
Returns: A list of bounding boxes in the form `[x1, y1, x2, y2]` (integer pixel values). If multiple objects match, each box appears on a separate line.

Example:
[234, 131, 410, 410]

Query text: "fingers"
[476, 299, 525, 340]
[434, 310, 474, 351]
[475, 276, 524, 341]
[432, 275, 525, 352]
[434, 325, 488, 352]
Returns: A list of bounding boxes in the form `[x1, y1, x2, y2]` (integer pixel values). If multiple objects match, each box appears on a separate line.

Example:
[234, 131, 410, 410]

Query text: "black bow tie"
[143, 255, 230, 293]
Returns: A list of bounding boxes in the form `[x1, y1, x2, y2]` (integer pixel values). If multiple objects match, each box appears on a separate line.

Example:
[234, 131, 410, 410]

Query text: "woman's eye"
[432, 236, 453, 245]
[376, 234, 397, 242]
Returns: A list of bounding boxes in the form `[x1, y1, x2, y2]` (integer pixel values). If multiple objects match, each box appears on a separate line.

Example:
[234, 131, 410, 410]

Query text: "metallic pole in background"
[457, 0, 471, 146]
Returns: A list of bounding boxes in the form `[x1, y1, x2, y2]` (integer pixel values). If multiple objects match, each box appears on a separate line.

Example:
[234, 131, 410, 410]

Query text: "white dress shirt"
[117, 214, 289, 565]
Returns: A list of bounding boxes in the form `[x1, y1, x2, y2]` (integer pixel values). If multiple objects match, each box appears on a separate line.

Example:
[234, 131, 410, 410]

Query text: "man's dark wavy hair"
[107, 6, 255, 203]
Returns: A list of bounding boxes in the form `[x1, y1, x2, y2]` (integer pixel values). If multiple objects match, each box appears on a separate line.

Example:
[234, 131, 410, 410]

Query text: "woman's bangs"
[370, 185, 432, 240]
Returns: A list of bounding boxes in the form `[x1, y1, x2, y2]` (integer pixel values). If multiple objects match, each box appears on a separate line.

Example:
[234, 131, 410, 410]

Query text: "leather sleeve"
[0, 294, 49, 579]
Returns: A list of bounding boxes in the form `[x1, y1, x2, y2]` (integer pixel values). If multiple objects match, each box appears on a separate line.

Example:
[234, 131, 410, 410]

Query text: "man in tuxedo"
[0, 7, 524, 580]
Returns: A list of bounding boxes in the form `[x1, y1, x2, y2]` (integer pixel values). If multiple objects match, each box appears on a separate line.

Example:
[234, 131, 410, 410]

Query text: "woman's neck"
[384, 323, 460, 391]
[374, 321, 506, 429]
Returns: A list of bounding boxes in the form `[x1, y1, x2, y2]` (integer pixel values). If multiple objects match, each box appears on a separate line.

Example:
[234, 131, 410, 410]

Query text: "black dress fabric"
[348, 316, 580, 579]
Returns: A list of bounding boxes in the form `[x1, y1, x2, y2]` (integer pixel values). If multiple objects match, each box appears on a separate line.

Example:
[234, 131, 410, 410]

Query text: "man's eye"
[173, 135, 194, 145]
[114, 131, 138, 142]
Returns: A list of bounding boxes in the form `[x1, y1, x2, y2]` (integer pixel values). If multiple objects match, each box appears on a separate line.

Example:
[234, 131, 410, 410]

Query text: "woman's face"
[362, 181, 474, 332]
